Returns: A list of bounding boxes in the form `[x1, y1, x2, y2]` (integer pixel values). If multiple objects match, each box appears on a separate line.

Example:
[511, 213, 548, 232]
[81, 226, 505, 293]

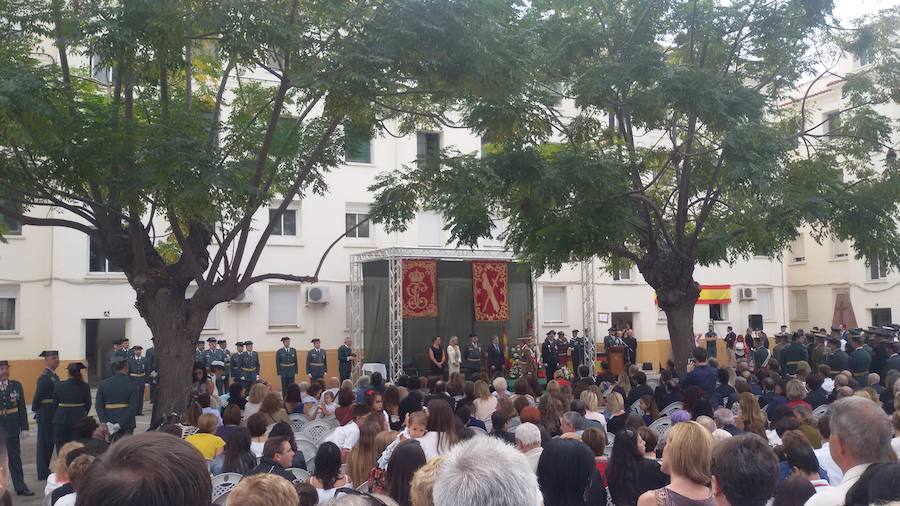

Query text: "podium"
[607, 345, 626, 375]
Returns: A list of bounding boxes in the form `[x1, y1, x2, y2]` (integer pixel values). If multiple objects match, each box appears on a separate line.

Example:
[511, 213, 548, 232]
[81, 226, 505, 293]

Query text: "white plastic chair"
[289, 412, 310, 434]
[296, 436, 318, 473]
[356, 481, 371, 493]
[648, 416, 672, 440]
[319, 416, 340, 429]
[179, 424, 199, 439]
[299, 419, 336, 444]
[630, 399, 643, 414]
[211, 473, 242, 504]
[812, 404, 829, 419]
[659, 402, 683, 417]
[468, 426, 488, 436]
[286, 467, 311, 483]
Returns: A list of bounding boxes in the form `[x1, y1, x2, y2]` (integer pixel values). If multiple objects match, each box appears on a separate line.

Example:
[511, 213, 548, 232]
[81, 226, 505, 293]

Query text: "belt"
[58, 403, 85, 408]
[309, 363, 324, 366]
[852, 370, 868, 376]
[241, 367, 255, 372]
[130, 373, 145, 377]
[279, 363, 296, 367]
[786, 361, 801, 366]
[0, 409, 14, 416]
[40, 399, 54, 404]
[105, 403, 129, 409]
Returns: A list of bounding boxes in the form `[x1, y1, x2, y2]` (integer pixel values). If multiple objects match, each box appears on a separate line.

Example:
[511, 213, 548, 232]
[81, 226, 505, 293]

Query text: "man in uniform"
[195, 339, 206, 366]
[883, 341, 900, 377]
[218, 339, 231, 388]
[0, 360, 33, 496]
[704, 323, 719, 360]
[623, 329, 638, 365]
[145, 338, 158, 405]
[117, 338, 130, 358]
[97, 355, 140, 442]
[52, 362, 91, 453]
[869, 330, 890, 377]
[32, 350, 59, 480]
[338, 336, 356, 382]
[231, 341, 245, 386]
[752, 335, 771, 370]
[243, 340, 260, 385]
[824, 337, 849, 374]
[488, 335, 506, 378]
[541, 330, 558, 381]
[306, 338, 327, 383]
[724, 326, 737, 366]
[203, 337, 219, 371]
[127, 345, 147, 415]
[848, 335, 873, 385]
[571, 330, 585, 371]
[779, 332, 809, 376]
[555, 330, 570, 373]
[105, 340, 121, 379]
[464, 333, 483, 379]
[276, 337, 298, 392]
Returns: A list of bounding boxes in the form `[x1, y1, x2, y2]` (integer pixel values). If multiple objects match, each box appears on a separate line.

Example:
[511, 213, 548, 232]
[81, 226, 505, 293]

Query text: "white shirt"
[585, 411, 607, 428]
[805, 464, 870, 506]
[44, 473, 63, 499]
[524, 447, 543, 473]
[56, 494, 77, 506]
[892, 436, 900, 459]
[814, 442, 843, 486]
[324, 421, 360, 450]
[416, 431, 453, 461]
[822, 377, 835, 393]
[810, 479, 832, 494]
[251, 440, 265, 458]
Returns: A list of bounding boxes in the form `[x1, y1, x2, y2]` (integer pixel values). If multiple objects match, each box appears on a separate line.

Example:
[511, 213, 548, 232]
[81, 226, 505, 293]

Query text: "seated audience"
[211, 427, 257, 475]
[558, 411, 584, 440]
[582, 428, 608, 479]
[53, 451, 94, 506]
[311, 441, 350, 503]
[268, 422, 308, 470]
[473, 380, 499, 427]
[227, 474, 299, 506]
[246, 412, 269, 458]
[516, 422, 544, 472]
[44, 442, 83, 500]
[609, 427, 669, 505]
[347, 421, 382, 486]
[605, 392, 628, 435]
[259, 392, 290, 425]
[386, 440, 426, 506]
[247, 436, 296, 482]
[844, 462, 900, 505]
[409, 455, 446, 506]
[216, 404, 243, 440]
[772, 475, 816, 506]
[244, 383, 268, 419]
[538, 437, 607, 506]
[184, 413, 225, 459]
[785, 446, 831, 493]
[490, 411, 516, 444]
[637, 421, 713, 506]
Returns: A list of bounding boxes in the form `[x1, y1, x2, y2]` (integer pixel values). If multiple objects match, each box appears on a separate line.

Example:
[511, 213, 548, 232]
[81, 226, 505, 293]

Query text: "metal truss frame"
[580, 259, 597, 374]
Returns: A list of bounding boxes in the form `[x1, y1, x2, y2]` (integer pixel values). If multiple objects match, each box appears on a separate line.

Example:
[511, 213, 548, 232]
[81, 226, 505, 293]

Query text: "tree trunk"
[663, 302, 697, 375]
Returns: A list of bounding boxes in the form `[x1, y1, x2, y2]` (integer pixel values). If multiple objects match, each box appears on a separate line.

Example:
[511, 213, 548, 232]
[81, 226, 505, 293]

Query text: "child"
[377, 411, 429, 469]
[318, 390, 337, 418]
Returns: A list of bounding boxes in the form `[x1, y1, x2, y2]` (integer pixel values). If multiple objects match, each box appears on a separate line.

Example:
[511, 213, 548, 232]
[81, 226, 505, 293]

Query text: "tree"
[0, 0, 529, 415]
[370, 0, 900, 372]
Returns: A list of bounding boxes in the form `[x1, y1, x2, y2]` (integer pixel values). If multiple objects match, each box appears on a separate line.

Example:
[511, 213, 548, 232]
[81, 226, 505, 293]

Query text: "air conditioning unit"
[306, 286, 330, 304]
[738, 287, 757, 301]
[229, 286, 254, 304]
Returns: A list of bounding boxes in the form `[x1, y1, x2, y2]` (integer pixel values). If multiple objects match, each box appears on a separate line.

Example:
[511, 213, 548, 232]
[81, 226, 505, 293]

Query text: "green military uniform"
[276, 338, 298, 392]
[145, 344, 158, 405]
[231, 343, 245, 385]
[884, 352, 900, 377]
[127, 347, 147, 416]
[31, 352, 59, 480]
[105, 340, 122, 378]
[753, 342, 771, 370]
[0, 362, 31, 495]
[97, 357, 140, 442]
[306, 340, 327, 382]
[825, 348, 849, 373]
[338, 343, 354, 382]
[218, 340, 231, 391]
[848, 346, 872, 385]
[779, 341, 809, 376]
[194, 342, 206, 368]
[242, 342, 260, 385]
[52, 364, 91, 450]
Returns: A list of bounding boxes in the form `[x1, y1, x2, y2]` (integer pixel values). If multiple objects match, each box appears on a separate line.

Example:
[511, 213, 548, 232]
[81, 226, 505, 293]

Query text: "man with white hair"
[435, 434, 542, 506]
[492, 377, 509, 399]
[714, 407, 742, 436]
[806, 397, 895, 506]
[514, 422, 543, 472]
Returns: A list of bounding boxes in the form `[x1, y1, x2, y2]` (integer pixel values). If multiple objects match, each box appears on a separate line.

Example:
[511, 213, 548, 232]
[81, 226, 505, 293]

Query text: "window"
[612, 266, 632, 281]
[270, 208, 297, 236]
[417, 211, 443, 247]
[791, 290, 809, 320]
[0, 286, 17, 332]
[89, 236, 123, 273]
[872, 308, 892, 327]
[268, 286, 300, 327]
[0, 210, 21, 235]
[184, 287, 219, 330]
[867, 254, 889, 280]
[831, 238, 849, 259]
[416, 132, 440, 163]
[825, 111, 841, 136]
[788, 237, 805, 263]
[756, 288, 773, 319]
[345, 131, 372, 163]
[542, 286, 565, 323]
[709, 304, 729, 321]
[345, 204, 370, 239]
[858, 44, 874, 66]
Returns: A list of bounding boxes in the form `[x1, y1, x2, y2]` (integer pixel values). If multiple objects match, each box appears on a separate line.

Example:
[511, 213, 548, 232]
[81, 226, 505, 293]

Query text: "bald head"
[836, 386, 853, 399]
[835, 375, 849, 387]
[868, 373, 880, 386]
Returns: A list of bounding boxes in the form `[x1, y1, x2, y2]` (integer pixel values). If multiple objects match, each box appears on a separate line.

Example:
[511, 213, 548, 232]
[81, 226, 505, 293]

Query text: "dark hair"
[295, 482, 318, 506]
[682, 386, 705, 416]
[352, 403, 372, 419]
[570, 399, 587, 416]
[386, 440, 426, 506]
[364, 390, 382, 407]
[606, 428, 645, 505]
[717, 368, 730, 385]
[710, 434, 779, 506]
[633, 371, 647, 385]
[527, 374, 543, 397]
[263, 436, 291, 460]
[772, 475, 816, 506]
[536, 438, 595, 506]
[806, 374, 824, 391]
[371, 371, 384, 388]
[490, 411, 508, 433]
[455, 403, 472, 425]
[75, 432, 211, 506]
[578, 365, 590, 379]
[269, 422, 298, 451]
[773, 415, 800, 437]
[221, 427, 256, 474]
[338, 387, 355, 407]
[817, 413, 831, 439]
[246, 412, 269, 438]
[785, 446, 820, 475]
[582, 428, 606, 456]
[692, 347, 708, 362]
[383, 385, 400, 411]
[307, 383, 323, 399]
[637, 426, 658, 454]
[221, 404, 241, 426]
[228, 382, 245, 399]
[197, 393, 211, 409]
[426, 399, 458, 449]
[73, 416, 100, 439]
[624, 413, 645, 430]
[398, 391, 424, 425]
[313, 442, 343, 489]
[284, 383, 302, 404]
[640, 395, 660, 421]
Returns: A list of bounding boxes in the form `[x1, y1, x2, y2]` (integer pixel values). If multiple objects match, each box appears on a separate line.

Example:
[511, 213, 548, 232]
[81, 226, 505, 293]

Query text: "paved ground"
[14, 399, 153, 506]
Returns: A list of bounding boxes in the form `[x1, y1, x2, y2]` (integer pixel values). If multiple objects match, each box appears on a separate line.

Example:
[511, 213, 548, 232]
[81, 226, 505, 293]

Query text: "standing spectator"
[682, 347, 718, 403]
[386, 440, 426, 506]
[637, 421, 715, 506]
[228, 474, 299, 506]
[434, 435, 541, 506]
[184, 413, 225, 459]
[310, 442, 350, 503]
[609, 427, 669, 505]
[772, 476, 816, 506]
[805, 397, 896, 506]
[446, 336, 462, 378]
[75, 432, 212, 506]
[247, 436, 296, 482]
[516, 422, 544, 472]
[211, 427, 257, 475]
[538, 438, 607, 506]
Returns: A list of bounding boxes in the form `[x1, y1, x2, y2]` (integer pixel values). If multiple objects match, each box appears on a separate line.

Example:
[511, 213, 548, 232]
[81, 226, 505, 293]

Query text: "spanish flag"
[654, 285, 731, 305]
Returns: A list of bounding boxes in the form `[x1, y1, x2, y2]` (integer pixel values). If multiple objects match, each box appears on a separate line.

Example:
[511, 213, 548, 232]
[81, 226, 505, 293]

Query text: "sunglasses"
[334, 487, 389, 506]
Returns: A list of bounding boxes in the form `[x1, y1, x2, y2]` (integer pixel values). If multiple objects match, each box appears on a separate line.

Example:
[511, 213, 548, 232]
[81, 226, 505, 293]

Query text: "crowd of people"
[3, 319, 900, 505]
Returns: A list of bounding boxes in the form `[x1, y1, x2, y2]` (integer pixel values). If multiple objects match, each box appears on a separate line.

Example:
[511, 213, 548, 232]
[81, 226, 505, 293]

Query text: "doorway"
[610, 312, 636, 333]
[871, 308, 892, 328]
[85, 318, 127, 384]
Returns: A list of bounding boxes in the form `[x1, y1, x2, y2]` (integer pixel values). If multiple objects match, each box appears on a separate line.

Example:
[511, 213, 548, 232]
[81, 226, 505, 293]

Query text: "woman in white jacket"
[446, 336, 462, 377]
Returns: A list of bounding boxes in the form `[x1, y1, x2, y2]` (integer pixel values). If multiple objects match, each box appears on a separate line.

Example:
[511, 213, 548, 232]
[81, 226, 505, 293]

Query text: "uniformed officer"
[97, 355, 140, 442]
[52, 362, 91, 450]
[195, 340, 206, 368]
[105, 339, 121, 379]
[206, 338, 226, 394]
[338, 336, 356, 382]
[824, 337, 849, 373]
[127, 345, 147, 416]
[242, 341, 260, 385]
[571, 330, 585, 371]
[752, 335, 771, 369]
[556, 330, 570, 372]
[306, 338, 327, 382]
[848, 335, 873, 385]
[779, 332, 809, 376]
[31, 350, 59, 480]
[464, 333, 483, 379]
[0, 360, 33, 496]
[203, 337, 219, 369]
[117, 338, 130, 358]
[541, 330, 559, 380]
[218, 339, 231, 389]
[276, 337, 298, 392]
[884, 341, 900, 377]
[231, 341, 246, 385]
[145, 338, 158, 405]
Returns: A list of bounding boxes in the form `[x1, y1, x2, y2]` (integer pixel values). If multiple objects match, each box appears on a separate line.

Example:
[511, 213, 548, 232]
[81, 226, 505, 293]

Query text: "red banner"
[473, 260, 509, 321]
[402, 259, 437, 318]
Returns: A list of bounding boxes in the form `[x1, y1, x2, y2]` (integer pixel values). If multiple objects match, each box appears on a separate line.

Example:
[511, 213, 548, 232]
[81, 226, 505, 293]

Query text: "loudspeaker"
[749, 314, 763, 331]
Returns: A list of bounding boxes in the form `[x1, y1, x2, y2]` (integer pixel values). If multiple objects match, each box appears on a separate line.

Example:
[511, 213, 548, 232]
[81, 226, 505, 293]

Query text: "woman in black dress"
[428, 336, 445, 377]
